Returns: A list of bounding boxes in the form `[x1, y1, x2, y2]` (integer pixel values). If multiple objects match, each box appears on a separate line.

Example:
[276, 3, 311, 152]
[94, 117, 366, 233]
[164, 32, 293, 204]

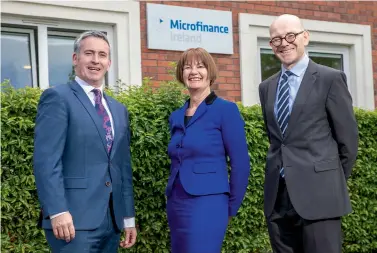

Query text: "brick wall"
[140, 1, 377, 107]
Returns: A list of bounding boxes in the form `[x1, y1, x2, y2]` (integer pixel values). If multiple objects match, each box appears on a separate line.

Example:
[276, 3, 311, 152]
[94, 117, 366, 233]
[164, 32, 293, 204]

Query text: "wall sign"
[147, 3, 233, 54]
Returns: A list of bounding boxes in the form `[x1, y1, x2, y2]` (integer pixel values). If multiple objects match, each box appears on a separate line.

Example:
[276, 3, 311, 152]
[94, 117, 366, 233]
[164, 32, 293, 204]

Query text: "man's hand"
[51, 212, 75, 242]
[120, 227, 137, 249]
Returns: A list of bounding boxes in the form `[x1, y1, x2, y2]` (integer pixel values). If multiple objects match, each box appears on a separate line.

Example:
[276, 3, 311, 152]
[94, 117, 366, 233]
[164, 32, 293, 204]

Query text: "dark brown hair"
[176, 48, 218, 86]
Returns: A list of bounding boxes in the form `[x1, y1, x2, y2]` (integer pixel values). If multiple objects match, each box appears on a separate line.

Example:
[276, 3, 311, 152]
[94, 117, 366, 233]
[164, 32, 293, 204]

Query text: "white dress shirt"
[50, 76, 135, 228]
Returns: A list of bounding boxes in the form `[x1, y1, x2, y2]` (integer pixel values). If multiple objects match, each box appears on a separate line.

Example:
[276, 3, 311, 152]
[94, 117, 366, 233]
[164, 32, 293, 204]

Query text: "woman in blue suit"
[166, 47, 251, 253]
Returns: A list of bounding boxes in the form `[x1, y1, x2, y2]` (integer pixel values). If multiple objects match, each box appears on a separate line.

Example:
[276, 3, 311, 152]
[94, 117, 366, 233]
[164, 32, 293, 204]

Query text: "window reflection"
[1, 32, 33, 88]
[308, 52, 343, 71]
[260, 48, 280, 81]
[260, 49, 344, 82]
[48, 35, 76, 86]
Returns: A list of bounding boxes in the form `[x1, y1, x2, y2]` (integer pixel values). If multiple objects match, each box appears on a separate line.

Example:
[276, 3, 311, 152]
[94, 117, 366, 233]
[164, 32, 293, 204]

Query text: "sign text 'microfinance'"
[169, 19, 230, 43]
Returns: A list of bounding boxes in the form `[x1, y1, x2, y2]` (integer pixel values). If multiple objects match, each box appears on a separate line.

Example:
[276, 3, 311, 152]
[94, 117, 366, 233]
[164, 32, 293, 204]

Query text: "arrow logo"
[159, 18, 163, 23]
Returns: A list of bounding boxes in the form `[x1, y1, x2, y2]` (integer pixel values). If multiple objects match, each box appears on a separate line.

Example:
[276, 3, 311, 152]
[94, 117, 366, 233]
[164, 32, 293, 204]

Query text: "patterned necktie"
[277, 70, 293, 136]
[277, 71, 293, 177]
[92, 89, 113, 153]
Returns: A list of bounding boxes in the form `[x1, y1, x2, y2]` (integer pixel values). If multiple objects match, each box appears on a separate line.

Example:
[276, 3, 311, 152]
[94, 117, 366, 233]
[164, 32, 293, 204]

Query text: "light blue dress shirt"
[274, 54, 309, 177]
[274, 54, 310, 117]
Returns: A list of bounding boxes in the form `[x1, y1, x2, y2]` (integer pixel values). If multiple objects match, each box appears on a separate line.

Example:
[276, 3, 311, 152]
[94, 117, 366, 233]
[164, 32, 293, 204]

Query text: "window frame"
[239, 13, 374, 110]
[2, 1, 142, 90]
[306, 43, 350, 83]
[257, 41, 351, 86]
[1, 27, 38, 87]
[2, 16, 115, 89]
[47, 31, 79, 87]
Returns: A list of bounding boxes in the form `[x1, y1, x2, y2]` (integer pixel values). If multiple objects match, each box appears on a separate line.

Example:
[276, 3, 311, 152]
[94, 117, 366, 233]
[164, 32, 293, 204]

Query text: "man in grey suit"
[258, 14, 358, 253]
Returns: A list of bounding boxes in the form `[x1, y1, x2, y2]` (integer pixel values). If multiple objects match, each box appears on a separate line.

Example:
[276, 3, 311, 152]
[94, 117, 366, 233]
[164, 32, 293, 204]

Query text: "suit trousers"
[267, 178, 342, 253]
[45, 194, 121, 253]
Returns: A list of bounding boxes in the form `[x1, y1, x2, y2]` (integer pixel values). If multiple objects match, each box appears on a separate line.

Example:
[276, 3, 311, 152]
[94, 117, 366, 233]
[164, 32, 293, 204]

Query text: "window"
[1, 17, 114, 89]
[308, 52, 343, 71]
[2, 1, 142, 90]
[259, 48, 280, 81]
[258, 43, 349, 82]
[48, 32, 78, 86]
[1, 28, 37, 88]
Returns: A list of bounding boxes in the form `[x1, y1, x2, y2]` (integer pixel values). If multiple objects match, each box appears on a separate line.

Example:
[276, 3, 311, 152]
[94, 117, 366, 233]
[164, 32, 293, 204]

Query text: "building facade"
[1, 1, 376, 109]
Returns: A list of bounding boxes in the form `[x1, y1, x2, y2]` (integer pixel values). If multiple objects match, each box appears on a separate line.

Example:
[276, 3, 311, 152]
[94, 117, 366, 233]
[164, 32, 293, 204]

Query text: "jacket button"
[105, 181, 111, 187]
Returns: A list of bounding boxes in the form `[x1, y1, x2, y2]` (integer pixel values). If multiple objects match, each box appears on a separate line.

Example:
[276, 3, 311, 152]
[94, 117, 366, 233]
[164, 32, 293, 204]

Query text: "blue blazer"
[166, 92, 251, 216]
[33, 81, 135, 230]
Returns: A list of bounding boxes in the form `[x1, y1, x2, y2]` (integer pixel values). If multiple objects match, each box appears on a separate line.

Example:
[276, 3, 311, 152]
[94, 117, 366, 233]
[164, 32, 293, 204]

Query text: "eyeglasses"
[270, 31, 305, 47]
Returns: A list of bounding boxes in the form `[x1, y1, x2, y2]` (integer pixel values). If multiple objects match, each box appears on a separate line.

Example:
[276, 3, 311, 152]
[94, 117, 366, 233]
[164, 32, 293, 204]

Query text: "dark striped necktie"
[277, 70, 293, 177]
[277, 71, 294, 136]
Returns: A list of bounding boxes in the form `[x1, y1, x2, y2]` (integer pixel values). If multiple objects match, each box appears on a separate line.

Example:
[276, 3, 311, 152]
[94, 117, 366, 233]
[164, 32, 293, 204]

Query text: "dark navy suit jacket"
[33, 81, 135, 230]
[166, 92, 251, 216]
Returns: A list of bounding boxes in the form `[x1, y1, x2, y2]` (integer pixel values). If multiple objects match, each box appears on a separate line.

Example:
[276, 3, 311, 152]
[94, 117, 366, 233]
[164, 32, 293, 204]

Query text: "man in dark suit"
[33, 30, 137, 252]
[258, 14, 358, 253]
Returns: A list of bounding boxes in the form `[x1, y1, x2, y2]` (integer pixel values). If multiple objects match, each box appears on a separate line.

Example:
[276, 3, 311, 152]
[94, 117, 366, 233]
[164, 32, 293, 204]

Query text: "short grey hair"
[73, 30, 111, 58]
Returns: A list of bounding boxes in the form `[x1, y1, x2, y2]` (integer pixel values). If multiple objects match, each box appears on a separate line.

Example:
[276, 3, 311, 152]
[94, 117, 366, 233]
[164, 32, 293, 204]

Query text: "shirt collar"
[281, 53, 309, 77]
[75, 76, 104, 95]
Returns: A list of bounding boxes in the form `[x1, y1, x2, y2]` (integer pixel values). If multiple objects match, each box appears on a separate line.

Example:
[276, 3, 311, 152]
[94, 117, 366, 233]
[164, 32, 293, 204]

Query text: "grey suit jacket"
[258, 60, 358, 220]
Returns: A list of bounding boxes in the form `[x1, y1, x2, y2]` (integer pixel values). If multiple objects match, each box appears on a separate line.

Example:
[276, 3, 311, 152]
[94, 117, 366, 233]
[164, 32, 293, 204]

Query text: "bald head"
[268, 14, 309, 70]
[270, 14, 304, 36]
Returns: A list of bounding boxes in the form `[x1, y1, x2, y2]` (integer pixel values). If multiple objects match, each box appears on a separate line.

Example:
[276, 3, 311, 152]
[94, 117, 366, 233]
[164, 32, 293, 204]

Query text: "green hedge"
[1, 79, 377, 253]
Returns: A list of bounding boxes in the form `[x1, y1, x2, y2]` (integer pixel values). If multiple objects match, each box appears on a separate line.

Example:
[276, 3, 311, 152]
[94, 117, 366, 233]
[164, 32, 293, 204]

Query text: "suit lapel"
[175, 91, 216, 129]
[185, 99, 208, 128]
[284, 60, 318, 139]
[267, 72, 283, 138]
[70, 81, 108, 155]
[105, 94, 120, 159]
[177, 101, 189, 130]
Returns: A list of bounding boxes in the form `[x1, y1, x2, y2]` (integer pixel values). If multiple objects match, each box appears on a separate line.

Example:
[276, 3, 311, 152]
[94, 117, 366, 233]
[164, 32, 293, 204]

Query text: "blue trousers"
[167, 176, 229, 253]
[45, 204, 121, 253]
